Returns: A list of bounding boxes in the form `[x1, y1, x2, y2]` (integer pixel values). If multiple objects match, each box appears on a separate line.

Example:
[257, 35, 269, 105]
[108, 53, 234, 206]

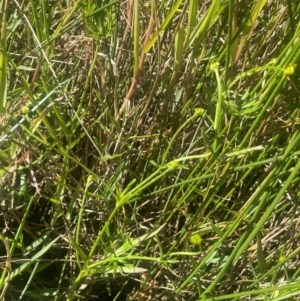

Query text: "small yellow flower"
[278, 256, 286, 263]
[168, 161, 179, 170]
[194, 108, 205, 117]
[210, 62, 219, 71]
[283, 64, 296, 77]
[189, 233, 202, 245]
[21, 106, 29, 114]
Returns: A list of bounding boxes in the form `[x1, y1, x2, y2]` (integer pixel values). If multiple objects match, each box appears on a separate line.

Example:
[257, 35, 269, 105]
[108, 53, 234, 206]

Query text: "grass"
[0, 0, 300, 300]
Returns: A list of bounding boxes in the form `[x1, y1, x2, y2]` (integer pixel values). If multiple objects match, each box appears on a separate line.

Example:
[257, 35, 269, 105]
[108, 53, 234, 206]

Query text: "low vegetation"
[0, 0, 300, 300]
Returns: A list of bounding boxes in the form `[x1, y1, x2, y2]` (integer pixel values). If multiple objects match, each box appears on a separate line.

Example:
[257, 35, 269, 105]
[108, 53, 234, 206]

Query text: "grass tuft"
[0, 0, 300, 300]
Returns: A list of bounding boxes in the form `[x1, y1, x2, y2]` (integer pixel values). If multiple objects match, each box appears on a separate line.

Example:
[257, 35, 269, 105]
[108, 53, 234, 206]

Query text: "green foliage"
[0, 0, 300, 300]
